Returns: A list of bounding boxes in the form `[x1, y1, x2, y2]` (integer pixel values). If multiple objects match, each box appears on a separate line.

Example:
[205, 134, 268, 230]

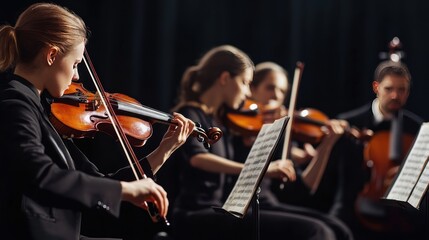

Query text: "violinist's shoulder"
[336, 103, 372, 121]
[175, 103, 202, 119]
[402, 109, 424, 125]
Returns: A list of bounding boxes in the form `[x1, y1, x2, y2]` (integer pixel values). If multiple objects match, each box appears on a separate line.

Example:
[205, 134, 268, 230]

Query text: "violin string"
[65, 84, 220, 145]
[63, 84, 220, 146]
[81, 95, 172, 120]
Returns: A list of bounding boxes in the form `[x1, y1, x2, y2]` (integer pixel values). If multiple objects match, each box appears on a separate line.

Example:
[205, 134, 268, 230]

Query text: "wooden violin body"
[50, 82, 222, 149]
[225, 99, 327, 141]
[225, 99, 263, 136]
[50, 82, 152, 147]
[225, 99, 368, 144]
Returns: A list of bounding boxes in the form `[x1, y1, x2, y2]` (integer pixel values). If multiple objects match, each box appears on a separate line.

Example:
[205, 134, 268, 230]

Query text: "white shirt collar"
[372, 98, 393, 124]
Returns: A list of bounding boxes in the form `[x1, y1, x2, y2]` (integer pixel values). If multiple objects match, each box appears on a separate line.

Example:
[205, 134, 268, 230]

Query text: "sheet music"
[408, 159, 429, 209]
[386, 122, 429, 204]
[221, 117, 288, 217]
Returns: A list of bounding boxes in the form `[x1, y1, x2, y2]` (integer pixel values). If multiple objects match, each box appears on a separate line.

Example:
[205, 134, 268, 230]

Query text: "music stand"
[213, 116, 289, 240]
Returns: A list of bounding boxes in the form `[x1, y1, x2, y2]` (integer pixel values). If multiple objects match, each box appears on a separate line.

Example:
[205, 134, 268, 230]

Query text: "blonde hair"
[0, 3, 88, 72]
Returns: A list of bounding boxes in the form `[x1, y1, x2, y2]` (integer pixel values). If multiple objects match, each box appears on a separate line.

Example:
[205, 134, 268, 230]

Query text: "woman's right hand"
[265, 159, 296, 182]
[121, 178, 169, 218]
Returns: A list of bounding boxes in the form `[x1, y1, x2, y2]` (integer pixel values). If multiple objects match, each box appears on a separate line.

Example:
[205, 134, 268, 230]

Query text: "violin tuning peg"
[195, 122, 202, 128]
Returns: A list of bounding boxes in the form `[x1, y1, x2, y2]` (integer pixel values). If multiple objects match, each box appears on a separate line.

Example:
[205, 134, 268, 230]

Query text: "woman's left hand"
[159, 112, 195, 154]
[147, 113, 195, 173]
[265, 159, 296, 182]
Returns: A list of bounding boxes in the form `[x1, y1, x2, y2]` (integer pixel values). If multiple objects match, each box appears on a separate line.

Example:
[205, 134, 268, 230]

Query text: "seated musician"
[231, 61, 353, 239]
[334, 60, 425, 240]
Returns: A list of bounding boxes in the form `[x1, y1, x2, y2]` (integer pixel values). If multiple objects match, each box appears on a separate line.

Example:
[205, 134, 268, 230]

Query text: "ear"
[218, 71, 231, 85]
[372, 81, 379, 95]
[46, 46, 59, 66]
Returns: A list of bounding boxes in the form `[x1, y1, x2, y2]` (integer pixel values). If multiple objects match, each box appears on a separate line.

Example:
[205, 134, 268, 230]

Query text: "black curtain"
[2, 0, 429, 238]
[2, 0, 429, 169]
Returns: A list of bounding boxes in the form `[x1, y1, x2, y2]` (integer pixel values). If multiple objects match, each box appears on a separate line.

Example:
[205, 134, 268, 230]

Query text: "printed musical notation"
[386, 122, 429, 209]
[220, 116, 289, 217]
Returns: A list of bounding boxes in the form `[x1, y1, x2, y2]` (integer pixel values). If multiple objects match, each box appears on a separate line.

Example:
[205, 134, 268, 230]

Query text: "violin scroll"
[192, 123, 223, 149]
[50, 82, 222, 150]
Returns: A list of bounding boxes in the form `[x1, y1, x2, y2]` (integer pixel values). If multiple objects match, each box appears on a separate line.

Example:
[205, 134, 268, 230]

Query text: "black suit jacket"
[331, 101, 424, 226]
[0, 76, 125, 240]
[337, 102, 423, 135]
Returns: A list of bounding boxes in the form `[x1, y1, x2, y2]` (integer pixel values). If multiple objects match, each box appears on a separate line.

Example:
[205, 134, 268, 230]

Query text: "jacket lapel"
[9, 79, 75, 169]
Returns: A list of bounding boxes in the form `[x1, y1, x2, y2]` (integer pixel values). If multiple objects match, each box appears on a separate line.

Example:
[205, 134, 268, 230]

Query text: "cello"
[354, 37, 417, 232]
[356, 129, 415, 231]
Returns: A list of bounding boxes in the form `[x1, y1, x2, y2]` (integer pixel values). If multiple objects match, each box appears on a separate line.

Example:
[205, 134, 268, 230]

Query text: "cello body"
[355, 130, 415, 232]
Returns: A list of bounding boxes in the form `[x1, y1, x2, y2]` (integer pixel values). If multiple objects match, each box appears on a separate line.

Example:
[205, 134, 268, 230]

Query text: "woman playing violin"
[0, 3, 195, 240]
[170, 45, 343, 240]
[232, 61, 353, 240]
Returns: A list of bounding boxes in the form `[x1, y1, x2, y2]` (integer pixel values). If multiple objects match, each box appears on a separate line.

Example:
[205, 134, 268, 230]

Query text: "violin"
[225, 99, 370, 144]
[51, 49, 222, 226]
[50, 82, 222, 149]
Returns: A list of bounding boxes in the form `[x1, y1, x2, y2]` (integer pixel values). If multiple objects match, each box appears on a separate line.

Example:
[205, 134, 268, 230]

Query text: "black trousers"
[171, 207, 337, 240]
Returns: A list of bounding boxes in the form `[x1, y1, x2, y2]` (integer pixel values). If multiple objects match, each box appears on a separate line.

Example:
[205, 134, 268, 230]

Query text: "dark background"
[2, 0, 429, 169]
[2, 1, 429, 238]
[1, 0, 429, 167]
[1, 1, 428, 155]
[2, 0, 429, 117]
